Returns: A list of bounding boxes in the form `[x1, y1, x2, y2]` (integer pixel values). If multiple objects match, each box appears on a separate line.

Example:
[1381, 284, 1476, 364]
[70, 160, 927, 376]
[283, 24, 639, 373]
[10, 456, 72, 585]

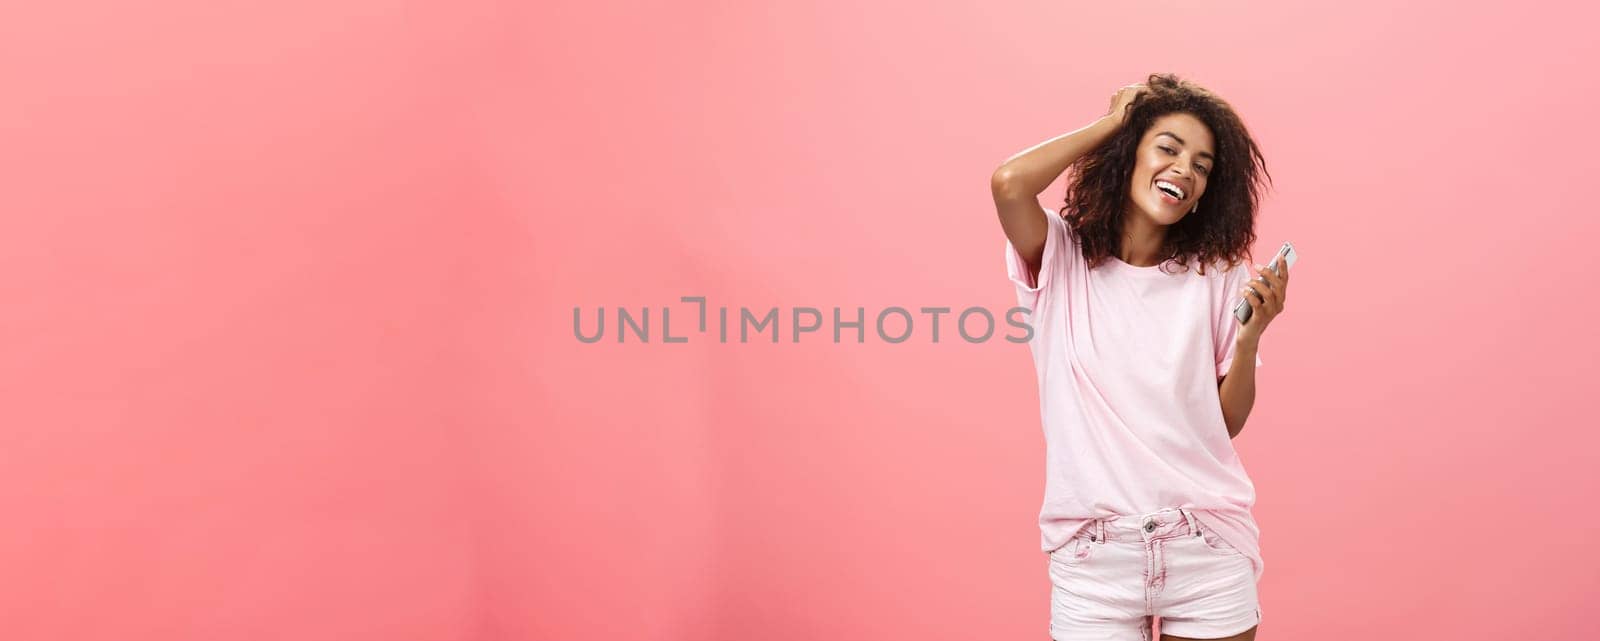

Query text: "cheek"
[1129, 174, 1152, 198]
[1132, 160, 1157, 184]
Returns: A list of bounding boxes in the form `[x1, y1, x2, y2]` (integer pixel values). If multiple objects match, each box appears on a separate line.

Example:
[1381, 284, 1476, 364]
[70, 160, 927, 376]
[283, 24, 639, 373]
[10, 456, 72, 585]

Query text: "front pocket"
[1194, 528, 1244, 557]
[1048, 536, 1093, 567]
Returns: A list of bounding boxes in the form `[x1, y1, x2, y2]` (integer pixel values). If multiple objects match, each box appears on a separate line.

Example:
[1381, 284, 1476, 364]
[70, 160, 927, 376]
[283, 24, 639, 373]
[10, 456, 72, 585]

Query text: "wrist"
[1234, 334, 1260, 352]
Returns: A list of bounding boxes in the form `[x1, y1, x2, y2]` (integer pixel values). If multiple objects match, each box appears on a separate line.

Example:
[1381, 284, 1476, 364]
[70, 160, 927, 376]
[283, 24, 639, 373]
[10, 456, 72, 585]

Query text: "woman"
[990, 74, 1288, 641]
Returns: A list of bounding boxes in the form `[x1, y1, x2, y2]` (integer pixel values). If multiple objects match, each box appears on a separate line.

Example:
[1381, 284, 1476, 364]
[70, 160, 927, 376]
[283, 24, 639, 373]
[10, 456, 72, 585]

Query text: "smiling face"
[1126, 112, 1216, 226]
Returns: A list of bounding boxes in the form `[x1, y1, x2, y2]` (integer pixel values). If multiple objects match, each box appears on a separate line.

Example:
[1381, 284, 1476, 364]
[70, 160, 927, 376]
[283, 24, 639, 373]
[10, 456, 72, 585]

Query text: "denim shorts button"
[1143, 521, 1156, 532]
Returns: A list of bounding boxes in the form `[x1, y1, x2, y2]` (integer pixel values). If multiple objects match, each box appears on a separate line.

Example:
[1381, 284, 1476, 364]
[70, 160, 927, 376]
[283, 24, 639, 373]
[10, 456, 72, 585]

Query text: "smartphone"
[1234, 241, 1298, 324]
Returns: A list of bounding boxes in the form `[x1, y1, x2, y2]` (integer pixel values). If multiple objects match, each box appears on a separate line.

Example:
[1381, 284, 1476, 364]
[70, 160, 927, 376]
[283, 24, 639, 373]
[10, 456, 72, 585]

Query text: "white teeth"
[1155, 180, 1186, 200]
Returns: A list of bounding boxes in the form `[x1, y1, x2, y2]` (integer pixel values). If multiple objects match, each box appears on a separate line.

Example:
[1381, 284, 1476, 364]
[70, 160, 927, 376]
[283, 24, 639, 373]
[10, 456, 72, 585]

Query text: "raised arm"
[990, 84, 1143, 281]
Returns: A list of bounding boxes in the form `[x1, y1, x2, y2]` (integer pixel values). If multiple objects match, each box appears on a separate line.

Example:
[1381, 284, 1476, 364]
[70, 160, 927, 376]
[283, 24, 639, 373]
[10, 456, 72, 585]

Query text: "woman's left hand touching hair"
[1238, 258, 1289, 345]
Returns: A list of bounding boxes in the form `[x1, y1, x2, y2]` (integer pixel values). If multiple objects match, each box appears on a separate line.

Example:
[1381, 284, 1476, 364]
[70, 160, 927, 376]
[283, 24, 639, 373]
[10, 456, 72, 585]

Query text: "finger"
[1253, 264, 1286, 306]
[1247, 283, 1280, 324]
[1243, 283, 1268, 327]
[1256, 260, 1281, 281]
[1252, 264, 1277, 291]
[1257, 276, 1284, 316]
[1244, 280, 1270, 305]
[1240, 286, 1263, 326]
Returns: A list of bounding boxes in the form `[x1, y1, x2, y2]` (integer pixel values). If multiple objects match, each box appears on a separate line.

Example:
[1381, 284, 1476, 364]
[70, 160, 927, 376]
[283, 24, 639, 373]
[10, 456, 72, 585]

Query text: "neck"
[1117, 209, 1168, 267]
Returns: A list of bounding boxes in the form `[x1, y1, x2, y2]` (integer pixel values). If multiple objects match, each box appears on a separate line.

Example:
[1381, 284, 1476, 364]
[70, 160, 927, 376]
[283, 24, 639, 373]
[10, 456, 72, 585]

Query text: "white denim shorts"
[1047, 507, 1260, 641]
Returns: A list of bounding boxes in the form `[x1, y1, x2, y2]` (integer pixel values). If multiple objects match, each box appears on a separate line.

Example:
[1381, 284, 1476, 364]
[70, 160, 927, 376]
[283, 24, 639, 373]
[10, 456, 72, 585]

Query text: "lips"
[1153, 179, 1187, 206]
[1154, 179, 1186, 200]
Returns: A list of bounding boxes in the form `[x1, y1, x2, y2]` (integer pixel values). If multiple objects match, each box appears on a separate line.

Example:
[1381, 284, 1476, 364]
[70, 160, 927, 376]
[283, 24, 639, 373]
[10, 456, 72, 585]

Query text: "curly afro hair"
[1063, 73, 1272, 275]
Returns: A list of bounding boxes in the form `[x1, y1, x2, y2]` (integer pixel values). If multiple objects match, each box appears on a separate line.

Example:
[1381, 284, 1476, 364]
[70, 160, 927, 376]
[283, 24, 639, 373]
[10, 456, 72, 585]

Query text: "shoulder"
[1205, 257, 1247, 279]
[1042, 207, 1081, 246]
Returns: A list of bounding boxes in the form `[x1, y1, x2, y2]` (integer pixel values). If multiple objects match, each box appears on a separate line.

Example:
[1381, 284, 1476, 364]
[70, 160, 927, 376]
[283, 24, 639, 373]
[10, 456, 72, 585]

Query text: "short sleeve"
[1004, 205, 1071, 311]
[1216, 262, 1265, 377]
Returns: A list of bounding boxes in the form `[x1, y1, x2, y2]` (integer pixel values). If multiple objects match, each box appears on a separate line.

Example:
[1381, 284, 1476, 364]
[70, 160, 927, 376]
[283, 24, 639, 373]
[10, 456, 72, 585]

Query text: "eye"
[1158, 146, 1177, 155]
[1196, 164, 1210, 176]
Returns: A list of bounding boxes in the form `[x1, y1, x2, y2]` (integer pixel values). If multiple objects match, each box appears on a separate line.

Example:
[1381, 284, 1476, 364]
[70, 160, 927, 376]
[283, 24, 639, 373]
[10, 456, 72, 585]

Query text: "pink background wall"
[3, 0, 1597, 639]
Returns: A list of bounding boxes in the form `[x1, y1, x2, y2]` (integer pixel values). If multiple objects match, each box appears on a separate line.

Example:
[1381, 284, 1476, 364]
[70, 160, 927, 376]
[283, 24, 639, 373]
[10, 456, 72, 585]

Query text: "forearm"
[991, 115, 1120, 197]
[1218, 339, 1259, 438]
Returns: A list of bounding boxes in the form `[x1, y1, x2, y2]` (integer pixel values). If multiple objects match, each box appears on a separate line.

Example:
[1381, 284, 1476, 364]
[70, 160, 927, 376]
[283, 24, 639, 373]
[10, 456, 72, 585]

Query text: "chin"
[1134, 200, 1188, 226]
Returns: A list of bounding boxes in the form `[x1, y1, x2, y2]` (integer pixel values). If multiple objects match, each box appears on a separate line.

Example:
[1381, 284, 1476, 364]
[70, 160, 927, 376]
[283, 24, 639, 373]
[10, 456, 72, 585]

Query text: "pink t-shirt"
[1005, 205, 1267, 583]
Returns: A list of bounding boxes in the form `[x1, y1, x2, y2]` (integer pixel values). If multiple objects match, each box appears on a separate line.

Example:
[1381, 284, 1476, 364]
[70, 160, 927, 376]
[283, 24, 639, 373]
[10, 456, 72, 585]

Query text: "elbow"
[1223, 411, 1249, 439]
[991, 166, 1026, 200]
[1220, 404, 1246, 439]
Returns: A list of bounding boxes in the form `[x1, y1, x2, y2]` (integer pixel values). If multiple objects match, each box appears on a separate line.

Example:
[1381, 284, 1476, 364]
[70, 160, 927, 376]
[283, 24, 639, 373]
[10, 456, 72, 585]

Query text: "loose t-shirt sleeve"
[1005, 205, 1071, 311]
[1215, 262, 1265, 377]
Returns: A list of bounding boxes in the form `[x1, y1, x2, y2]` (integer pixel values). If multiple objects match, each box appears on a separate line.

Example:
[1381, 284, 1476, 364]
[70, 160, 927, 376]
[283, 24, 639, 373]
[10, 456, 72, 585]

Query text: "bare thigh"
[1160, 624, 1257, 641]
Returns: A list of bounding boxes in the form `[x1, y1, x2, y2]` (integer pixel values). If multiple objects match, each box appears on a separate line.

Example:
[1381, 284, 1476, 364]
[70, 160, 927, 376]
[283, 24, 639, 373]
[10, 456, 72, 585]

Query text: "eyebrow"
[1155, 132, 1215, 162]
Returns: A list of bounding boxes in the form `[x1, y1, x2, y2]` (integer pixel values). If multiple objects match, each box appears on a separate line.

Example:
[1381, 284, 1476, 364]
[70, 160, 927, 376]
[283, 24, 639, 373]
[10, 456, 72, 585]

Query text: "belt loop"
[1181, 508, 1200, 537]
[1096, 519, 1105, 544]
